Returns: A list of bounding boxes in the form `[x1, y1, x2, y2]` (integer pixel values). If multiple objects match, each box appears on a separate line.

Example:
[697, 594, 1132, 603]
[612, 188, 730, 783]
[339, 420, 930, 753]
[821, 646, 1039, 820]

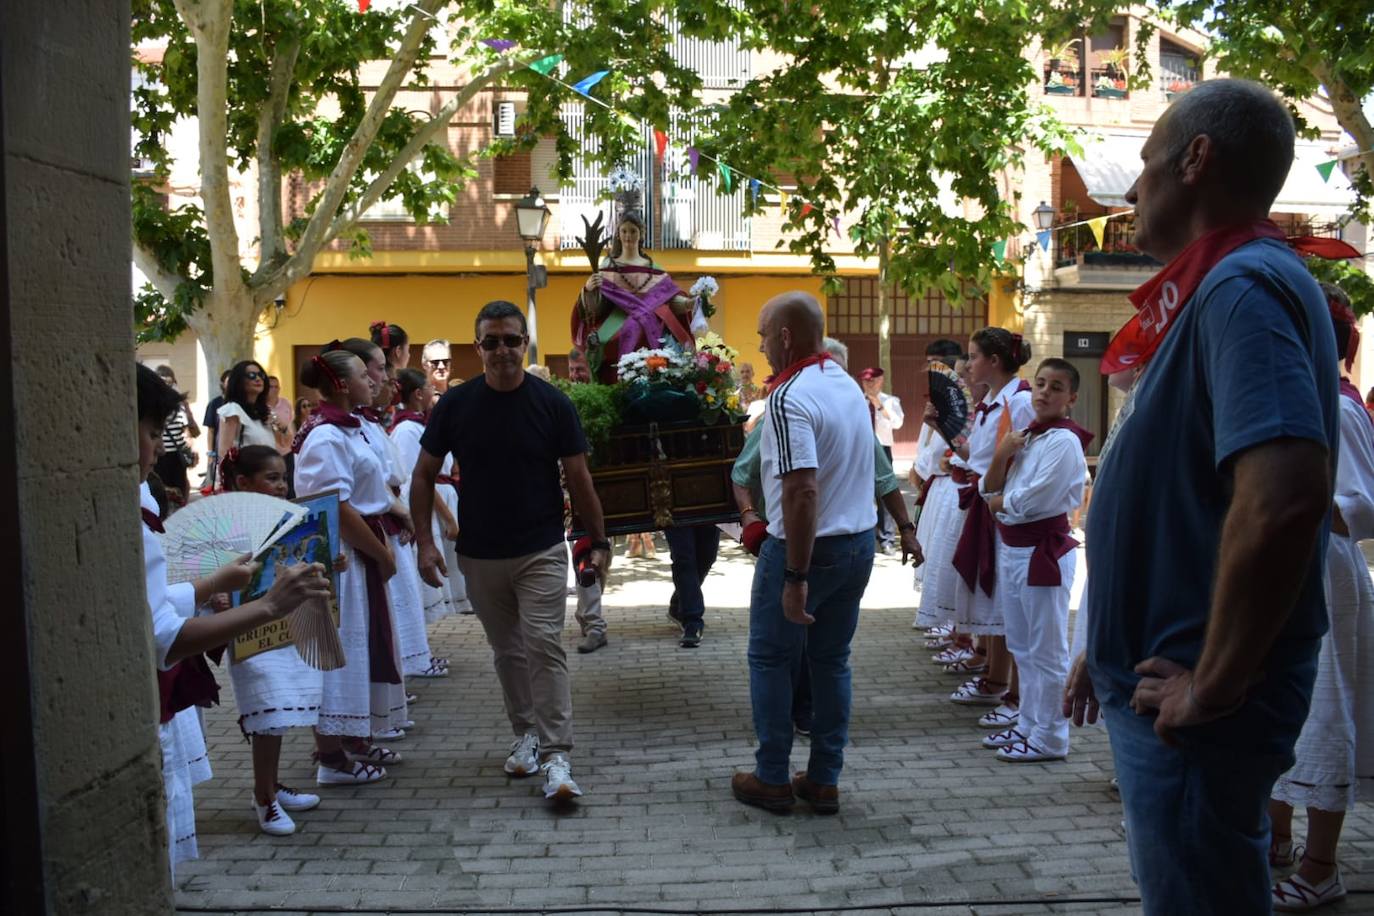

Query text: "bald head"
[758, 291, 825, 373]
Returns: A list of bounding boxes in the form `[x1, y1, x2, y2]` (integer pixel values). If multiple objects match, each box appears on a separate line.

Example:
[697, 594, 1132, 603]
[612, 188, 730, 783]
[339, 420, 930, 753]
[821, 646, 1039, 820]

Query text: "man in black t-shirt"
[412, 300, 610, 804]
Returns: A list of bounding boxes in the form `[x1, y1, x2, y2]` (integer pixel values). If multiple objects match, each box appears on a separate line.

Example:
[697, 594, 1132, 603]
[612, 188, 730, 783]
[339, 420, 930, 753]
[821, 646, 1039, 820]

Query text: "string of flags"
[1316, 147, 1372, 183]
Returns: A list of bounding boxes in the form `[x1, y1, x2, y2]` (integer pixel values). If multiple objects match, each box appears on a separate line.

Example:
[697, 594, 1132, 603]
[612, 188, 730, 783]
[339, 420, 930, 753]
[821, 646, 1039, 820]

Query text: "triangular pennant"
[1088, 216, 1108, 248]
[528, 54, 564, 76]
[831, 215, 841, 236]
[357, 0, 370, 11]
[687, 146, 700, 174]
[1316, 159, 1337, 182]
[654, 130, 668, 160]
[778, 190, 789, 217]
[991, 239, 1007, 262]
[749, 178, 761, 203]
[481, 39, 516, 52]
[1036, 229, 1051, 251]
[718, 161, 732, 192]
[801, 203, 814, 217]
[571, 70, 611, 96]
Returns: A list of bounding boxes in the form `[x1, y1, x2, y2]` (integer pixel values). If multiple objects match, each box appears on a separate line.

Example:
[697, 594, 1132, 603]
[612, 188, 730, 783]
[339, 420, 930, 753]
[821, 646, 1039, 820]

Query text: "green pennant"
[1316, 159, 1337, 183]
[528, 54, 564, 76]
[718, 161, 732, 192]
[991, 239, 1007, 262]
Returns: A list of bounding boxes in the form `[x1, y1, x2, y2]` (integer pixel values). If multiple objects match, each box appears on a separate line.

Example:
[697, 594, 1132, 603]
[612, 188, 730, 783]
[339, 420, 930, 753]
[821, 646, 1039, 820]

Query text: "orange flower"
[645, 355, 668, 372]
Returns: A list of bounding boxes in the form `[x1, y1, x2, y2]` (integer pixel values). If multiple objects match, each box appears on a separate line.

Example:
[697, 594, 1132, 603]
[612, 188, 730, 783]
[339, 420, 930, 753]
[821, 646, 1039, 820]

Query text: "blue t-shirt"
[1085, 238, 1338, 751]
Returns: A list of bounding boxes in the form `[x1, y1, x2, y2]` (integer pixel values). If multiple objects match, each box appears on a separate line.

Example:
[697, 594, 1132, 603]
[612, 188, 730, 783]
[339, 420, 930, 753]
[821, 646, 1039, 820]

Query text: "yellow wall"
[258, 271, 831, 399]
[987, 273, 1024, 333]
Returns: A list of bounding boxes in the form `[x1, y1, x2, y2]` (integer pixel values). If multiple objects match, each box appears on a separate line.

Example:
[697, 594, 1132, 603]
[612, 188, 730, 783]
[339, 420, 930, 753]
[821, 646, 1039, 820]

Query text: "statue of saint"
[573, 212, 700, 383]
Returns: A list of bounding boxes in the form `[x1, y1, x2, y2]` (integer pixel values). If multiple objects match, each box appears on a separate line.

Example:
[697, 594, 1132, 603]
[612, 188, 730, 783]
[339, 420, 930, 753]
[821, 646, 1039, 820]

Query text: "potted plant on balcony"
[1044, 39, 1080, 94]
[1094, 47, 1129, 99]
[1165, 79, 1193, 101]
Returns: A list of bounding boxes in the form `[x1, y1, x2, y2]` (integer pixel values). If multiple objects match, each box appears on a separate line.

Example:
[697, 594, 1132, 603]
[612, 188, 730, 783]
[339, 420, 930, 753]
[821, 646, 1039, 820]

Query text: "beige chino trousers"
[458, 544, 573, 756]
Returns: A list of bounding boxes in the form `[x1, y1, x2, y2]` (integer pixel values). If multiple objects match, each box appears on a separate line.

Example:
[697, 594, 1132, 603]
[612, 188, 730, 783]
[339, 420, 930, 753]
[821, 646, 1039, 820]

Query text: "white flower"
[689, 276, 719, 298]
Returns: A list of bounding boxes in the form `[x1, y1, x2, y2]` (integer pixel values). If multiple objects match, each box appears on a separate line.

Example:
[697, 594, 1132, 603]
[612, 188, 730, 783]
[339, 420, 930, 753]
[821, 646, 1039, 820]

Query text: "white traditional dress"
[142, 483, 211, 874]
[391, 411, 456, 624]
[913, 424, 959, 627]
[986, 421, 1088, 757]
[1273, 389, 1374, 810]
[295, 410, 405, 736]
[949, 377, 1034, 635]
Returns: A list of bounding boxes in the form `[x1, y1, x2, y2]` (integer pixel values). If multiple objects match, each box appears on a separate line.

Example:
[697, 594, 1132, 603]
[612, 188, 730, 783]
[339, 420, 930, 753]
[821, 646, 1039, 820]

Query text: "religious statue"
[571, 171, 706, 383]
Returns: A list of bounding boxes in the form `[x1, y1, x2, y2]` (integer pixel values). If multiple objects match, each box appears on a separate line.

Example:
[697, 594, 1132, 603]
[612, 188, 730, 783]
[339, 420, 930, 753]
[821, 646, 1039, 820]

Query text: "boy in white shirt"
[977, 358, 1091, 762]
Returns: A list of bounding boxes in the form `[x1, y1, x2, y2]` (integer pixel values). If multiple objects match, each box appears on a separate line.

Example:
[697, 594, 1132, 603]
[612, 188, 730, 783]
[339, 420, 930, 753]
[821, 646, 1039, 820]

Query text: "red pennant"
[800, 203, 814, 217]
[357, 0, 370, 10]
[654, 130, 668, 160]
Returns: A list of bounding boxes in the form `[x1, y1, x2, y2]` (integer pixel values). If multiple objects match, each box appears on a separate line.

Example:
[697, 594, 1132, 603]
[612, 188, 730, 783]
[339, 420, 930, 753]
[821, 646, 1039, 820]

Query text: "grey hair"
[1160, 79, 1295, 210]
[822, 336, 849, 370]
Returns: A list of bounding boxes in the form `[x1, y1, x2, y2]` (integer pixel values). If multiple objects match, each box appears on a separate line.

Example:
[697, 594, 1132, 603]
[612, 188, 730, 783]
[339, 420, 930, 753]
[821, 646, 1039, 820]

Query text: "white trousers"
[998, 542, 1075, 756]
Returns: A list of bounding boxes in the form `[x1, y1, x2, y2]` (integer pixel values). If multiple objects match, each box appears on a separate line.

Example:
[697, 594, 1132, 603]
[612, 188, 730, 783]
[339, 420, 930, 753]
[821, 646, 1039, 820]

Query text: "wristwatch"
[783, 566, 808, 584]
[898, 521, 916, 533]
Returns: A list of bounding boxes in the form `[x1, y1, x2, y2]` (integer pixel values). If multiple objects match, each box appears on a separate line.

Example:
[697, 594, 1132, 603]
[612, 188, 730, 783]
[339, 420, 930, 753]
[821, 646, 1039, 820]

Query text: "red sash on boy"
[950, 467, 995, 597]
[1100, 220, 1285, 375]
[360, 513, 405, 685]
[994, 418, 1094, 587]
[142, 508, 220, 723]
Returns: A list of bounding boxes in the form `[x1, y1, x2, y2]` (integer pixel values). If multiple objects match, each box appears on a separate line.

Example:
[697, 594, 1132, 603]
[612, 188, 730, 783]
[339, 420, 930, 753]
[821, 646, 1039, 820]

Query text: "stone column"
[1, 1, 172, 911]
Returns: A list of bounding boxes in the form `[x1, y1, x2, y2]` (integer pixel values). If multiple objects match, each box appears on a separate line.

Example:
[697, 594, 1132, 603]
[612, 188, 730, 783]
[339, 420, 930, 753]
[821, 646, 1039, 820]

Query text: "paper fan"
[927, 361, 975, 449]
[285, 588, 346, 671]
[161, 493, 310, 584]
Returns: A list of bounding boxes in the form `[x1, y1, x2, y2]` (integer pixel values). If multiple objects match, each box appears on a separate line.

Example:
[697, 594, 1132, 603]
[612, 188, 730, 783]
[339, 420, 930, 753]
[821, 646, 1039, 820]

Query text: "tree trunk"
[877, 237, 892, 390]
[186, 288, 259, 395]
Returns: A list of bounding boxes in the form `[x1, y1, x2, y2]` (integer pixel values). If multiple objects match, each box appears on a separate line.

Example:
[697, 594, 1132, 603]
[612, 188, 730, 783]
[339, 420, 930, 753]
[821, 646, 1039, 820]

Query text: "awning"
[1067, 132, 1357, 218]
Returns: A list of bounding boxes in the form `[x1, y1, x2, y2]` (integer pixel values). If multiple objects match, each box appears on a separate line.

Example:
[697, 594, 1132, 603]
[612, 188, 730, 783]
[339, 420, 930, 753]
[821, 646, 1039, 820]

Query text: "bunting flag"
[571, 70, 611, 96]
[1036, 229, 1052, 251]
[654, 130, 669, 160]
[778, 189, 789, 216]
[481, 39, 516, 51]
[687, 146, 700, 174]
[1088, 216, 1108, 248]
[357, 0, 370, 11]
[1316, 159, 1338, 183]
[801, 203, 814, 217]
[832, 215, 841, 237]
[991, 239, 1007, 262]
[528, 54, 564, 76]
[718, 161, 732, 192]
[749, 178, 761, 203]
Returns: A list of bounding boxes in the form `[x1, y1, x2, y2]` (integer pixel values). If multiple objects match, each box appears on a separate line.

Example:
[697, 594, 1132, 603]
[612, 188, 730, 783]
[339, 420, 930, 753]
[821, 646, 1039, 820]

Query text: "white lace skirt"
[1273, 534, 1374, 811]
[317, 545, 377, 737]
[388, 534, 432, 675]
[161, 708, 211, 874]
[229, 640, 323, 735]
[915, 476, 964, 628]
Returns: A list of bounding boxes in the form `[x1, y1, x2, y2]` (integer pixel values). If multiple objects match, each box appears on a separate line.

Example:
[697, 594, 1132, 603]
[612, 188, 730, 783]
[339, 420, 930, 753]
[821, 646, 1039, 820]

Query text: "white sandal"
[1273, 867, 1346, 911]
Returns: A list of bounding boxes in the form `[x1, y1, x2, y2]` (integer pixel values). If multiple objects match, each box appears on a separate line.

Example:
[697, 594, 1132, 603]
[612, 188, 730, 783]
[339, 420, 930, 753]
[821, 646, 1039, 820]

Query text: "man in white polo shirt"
[732, 292, 877, 815]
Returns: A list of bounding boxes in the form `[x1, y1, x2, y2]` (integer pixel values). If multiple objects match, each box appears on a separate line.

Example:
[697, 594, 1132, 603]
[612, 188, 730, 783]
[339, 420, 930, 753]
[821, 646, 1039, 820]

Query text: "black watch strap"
[898, 521, 916, 533]
[783, 566, 808, 584]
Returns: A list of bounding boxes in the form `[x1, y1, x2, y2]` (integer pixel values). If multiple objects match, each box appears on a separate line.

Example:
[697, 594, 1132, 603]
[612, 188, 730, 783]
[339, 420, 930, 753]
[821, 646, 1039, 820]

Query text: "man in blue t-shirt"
[1066, 80, 1339, 915]
[411, 300, 611, 805]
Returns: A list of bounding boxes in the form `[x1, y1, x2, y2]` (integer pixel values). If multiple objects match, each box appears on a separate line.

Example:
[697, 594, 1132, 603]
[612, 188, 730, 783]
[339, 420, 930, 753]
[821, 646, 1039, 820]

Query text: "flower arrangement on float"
[605, 333, 746, 426]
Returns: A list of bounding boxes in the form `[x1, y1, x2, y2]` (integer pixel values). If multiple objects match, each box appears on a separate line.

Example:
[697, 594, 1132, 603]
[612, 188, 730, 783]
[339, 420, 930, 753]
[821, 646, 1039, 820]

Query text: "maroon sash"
[143, 508, 220, 723]
[360, 513, 405, 685]
[950, 467, 996, 598]
[915, 472, 942, 507]
[435, 474, 458, 488]
[996, 513, 1078, 587]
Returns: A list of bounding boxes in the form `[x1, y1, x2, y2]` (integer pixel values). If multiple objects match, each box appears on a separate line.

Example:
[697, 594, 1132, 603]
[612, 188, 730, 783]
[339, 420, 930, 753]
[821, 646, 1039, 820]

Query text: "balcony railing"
[1089, 68, 1128, 100]
[1043, 65, 1083, 96]
[1053, 213, 1157, 268]
[1160, 52, 1199, 100]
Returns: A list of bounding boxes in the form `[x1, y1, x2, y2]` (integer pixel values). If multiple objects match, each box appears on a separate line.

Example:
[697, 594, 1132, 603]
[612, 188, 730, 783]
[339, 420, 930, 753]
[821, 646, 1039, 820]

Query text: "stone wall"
[3, 0, 171, 911]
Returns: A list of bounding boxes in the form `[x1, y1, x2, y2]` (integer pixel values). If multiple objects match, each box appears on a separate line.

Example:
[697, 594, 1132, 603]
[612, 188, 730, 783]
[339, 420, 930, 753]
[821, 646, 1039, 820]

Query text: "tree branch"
[173, 0, 245, 302]
[254, 37, 300, 279]
[132, 238, 184, 301]
[1311, 60, 1374, 197]
[269, 0, 445, 294]
[254, 56, 521, 304]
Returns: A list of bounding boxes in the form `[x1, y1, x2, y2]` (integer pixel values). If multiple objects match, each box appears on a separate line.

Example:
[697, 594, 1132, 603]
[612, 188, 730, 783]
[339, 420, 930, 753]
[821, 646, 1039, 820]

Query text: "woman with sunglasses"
[216, 361, 289, 484]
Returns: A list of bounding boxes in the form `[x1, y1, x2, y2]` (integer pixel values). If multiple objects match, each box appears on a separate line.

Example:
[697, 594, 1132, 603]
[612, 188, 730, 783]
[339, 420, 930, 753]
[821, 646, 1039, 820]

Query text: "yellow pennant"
[1089, 216, 1108, 248]
[778, 189, 789, 217]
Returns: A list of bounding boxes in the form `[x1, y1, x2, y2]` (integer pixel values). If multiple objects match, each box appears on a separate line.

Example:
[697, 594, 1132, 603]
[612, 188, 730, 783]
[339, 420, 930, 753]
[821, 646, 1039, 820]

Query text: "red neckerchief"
[358, 406, 388, 425]
[1339, 379, 1374, 435]
[389, 409, 426, 433]
[292, 401, 362, 453]
[1026, 417, 1095, 452]
[141, 507, 165, 533]
[764, 353, 832, 395]
[1100, 220, 1286, 375]
[975, 379, 1031, 425]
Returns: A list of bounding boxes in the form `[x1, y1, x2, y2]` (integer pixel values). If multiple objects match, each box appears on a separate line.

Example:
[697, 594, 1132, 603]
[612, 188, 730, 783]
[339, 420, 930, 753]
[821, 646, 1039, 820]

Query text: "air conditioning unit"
[494, 101, 517, 138]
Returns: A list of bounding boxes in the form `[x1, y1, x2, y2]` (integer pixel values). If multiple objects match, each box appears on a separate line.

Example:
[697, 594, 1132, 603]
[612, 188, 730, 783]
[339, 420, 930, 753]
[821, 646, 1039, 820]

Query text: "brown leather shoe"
[791, 772, 839, 815]
[730, 772, 795, 812]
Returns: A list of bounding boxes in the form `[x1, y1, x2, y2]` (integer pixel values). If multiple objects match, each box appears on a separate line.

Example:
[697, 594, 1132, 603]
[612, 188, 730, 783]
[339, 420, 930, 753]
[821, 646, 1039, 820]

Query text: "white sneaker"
[273, 783, 320, 812]
[372, 727, 406, 741]
[316, 760, 387, 786]
[995, 740, 1066, 763]
[541, 753, 583, 801]
[504, 733, 540, 776]
[978, 703, 1020, 729]
[254, 800, 296, 836]
[1273, 870, 1347, 911]
[981, 727, 1027, 749]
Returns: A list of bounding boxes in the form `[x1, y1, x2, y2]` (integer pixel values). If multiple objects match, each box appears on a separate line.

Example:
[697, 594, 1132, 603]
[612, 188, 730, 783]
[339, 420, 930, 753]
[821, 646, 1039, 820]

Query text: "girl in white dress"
[216, 360, 289, 477]
[295, 350, 405, 780]
[912, 339, 967, 632]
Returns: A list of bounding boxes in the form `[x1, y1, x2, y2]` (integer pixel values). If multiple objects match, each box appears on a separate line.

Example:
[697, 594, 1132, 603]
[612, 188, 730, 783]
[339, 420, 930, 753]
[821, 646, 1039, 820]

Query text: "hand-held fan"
[283, 574, 346, 671]
[927, 361, 975, 450]
[161, 493, 309, 585]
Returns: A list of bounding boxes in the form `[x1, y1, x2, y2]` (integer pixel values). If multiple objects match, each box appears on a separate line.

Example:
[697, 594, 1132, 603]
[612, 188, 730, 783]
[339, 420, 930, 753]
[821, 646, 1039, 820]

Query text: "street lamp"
[1033, 200, 1057, 231]
[515, 187, 552, 364]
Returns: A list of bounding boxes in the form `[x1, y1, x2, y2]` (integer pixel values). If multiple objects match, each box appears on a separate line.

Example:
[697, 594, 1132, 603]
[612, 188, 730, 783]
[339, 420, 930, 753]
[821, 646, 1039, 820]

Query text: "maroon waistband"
[359, 514, 403, 685]
[951, 472, 994, 597]
[435, 474, 458, 487]
[157, 654, 220, 725]
[996, 513, 1077, 587]
[950, 466, 977, 486]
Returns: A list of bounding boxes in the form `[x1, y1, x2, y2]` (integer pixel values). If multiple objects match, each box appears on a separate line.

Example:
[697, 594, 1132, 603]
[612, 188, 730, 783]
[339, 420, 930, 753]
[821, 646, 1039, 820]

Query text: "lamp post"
[1032, 200, 1056, 233]
[515, 187, 552, 364]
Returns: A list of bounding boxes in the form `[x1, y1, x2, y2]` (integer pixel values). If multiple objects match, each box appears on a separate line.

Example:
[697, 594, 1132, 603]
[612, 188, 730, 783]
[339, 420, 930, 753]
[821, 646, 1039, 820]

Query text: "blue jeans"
[1104, 705, 1295, 915]
[665, 525, 720, 632]
[748, 531, 874, 786]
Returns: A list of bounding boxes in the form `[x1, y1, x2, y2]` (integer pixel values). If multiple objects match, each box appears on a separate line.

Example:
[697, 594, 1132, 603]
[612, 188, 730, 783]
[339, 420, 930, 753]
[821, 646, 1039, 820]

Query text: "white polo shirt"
[760, 359, 877, 539]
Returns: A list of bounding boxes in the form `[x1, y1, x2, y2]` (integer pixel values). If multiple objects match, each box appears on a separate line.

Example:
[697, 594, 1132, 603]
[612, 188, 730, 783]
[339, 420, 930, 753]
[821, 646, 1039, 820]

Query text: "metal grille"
[827, 278, 987, 338]
[557, 103, 657, 251]
[668, 12, 750, 88]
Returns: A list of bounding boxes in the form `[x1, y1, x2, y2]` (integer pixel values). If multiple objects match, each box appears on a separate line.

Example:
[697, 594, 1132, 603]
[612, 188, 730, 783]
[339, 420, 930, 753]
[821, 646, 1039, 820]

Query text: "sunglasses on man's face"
[429, 359, 451, 367]
[477, 334, 527, 351]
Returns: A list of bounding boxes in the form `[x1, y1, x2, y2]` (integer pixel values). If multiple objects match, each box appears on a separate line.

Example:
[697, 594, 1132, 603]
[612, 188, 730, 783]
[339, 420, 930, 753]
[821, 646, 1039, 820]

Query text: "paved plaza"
[175, 537, 1374, 915]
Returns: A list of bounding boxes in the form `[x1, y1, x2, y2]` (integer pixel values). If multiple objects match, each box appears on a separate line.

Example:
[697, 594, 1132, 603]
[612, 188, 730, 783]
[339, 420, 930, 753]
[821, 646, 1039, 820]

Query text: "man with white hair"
[421, 339, 452, 406]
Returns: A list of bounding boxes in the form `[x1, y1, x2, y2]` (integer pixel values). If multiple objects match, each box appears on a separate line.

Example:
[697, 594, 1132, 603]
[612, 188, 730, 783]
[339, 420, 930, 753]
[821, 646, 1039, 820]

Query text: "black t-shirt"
[203, 395, 225, 434]
[421, 373, 587, 559]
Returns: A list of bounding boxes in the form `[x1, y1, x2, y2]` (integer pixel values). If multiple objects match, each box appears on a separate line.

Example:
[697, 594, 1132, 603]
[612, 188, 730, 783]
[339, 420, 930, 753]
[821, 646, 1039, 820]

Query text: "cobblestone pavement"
[176, 538, 1374, 915]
